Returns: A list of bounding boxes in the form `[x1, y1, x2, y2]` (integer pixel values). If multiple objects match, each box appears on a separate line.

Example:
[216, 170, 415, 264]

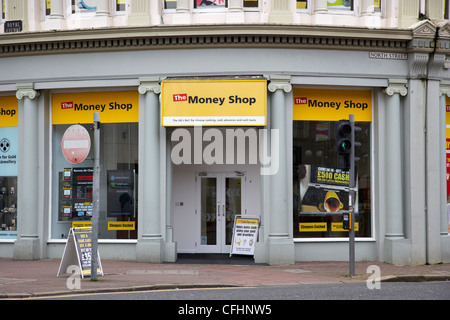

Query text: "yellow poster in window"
[52, 91, 139, 124]
[0, 96, 18, 127]
[293, 88, 372, 122]
[161, 80, 267, 126]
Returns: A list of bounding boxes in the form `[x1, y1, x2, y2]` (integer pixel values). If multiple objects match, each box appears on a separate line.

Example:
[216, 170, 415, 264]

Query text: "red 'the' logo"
[173, 94, 187, 102]
[294, 97, 307, 105]
[61, 101, 74, 109]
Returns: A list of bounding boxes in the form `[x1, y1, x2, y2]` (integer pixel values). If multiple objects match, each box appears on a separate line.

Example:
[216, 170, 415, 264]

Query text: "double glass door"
[197, 172, 243, 253]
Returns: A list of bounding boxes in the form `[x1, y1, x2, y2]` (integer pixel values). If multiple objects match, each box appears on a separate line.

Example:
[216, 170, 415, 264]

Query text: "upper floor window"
[71, 0, 126, 14]
[163, 0, 258, 10]
[327, 0, 353, 11]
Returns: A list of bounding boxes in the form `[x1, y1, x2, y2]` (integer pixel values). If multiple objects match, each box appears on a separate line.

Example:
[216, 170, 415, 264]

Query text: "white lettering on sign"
[369, 52, 407, 60]
[64, 140, 90, 149]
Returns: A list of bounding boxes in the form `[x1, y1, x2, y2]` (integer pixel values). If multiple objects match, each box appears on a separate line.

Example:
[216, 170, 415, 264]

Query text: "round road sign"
[61, 124, 91, 164]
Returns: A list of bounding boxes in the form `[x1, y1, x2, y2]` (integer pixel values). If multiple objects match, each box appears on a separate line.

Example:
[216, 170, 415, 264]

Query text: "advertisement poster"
[230, 216, 259, 256]
[107, 170, 135, 218]
[57, 227, 103, 278]
[296, 165, 359, 234]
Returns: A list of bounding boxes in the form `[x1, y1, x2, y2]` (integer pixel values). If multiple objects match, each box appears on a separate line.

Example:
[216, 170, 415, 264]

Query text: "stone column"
[226, 0, 244, 24]
[136, 78, 164, 263]
[360, 0, 375, 15]
[128, 0, 151, 26]
[314, 0, 328, 13]
[268, 0, 292, 24]
[266, 75, 294, 265]
[13, 83, 40, 260]
[173, 0, 191, 24]
[96, 0, 111, 16]
[383, 79, 410, 264]
[398, 0, 419, 28]
[50, 0, 64, 19]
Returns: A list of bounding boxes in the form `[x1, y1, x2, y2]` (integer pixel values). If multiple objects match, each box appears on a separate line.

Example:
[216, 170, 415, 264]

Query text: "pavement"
[0, 255, 449, 299]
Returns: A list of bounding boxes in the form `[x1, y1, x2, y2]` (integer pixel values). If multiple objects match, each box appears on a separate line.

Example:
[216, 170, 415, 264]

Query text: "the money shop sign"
[52, 91, 139, 124]
[293, 88, 372, 122]
[161, 80, 267, 126]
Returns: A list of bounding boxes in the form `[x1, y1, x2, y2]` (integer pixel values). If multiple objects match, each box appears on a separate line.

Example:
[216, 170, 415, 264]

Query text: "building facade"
[0, 0, 449, 265]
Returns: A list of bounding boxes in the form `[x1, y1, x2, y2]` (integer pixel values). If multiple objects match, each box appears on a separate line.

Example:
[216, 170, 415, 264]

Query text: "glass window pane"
[194, 0, 227, 9]
[52, 123, 139, 240]
[201, 177, 217, 245]
[225, 177, 241, 245]
[293, 120, 372, 238]
[72, 0, 97, 13]
[165, 0, 177, 9]
[374, 0, 381, 12]
[327, 0, 353, 10]
[244, 0, 258, 8]
[296, 0, 307, 9]
[116, 0, 125, 11]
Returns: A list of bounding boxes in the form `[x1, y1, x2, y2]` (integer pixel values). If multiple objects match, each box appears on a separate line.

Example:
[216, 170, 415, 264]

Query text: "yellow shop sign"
[293, 88, 372, 122]
[52, 91, 139, 124]
[161, 80, 267, 126]
[0, 96, 18, 127]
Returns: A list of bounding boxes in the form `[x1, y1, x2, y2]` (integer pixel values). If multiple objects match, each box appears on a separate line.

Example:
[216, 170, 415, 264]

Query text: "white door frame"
[195, 171, 246, 253]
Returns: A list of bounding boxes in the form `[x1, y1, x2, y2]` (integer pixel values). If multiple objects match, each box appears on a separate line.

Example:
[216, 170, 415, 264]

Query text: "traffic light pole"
[348, 114, 356, 277]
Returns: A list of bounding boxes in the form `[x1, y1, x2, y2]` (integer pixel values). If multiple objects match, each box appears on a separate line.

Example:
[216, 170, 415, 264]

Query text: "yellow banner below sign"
[52, 91, 139, 124]
[293, 88, 372, 122]
[161, 80, 267, 126]
[299, 222, 327, 232]
[108, 221, 135, 230]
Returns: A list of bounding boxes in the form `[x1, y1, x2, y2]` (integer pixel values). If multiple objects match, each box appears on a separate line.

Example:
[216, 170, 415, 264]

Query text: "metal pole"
[349, 114, 356, 276]
[91, 112, 100, 281]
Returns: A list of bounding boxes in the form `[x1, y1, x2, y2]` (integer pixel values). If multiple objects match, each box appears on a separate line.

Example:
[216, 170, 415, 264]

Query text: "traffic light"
[335, 120, 352, 170]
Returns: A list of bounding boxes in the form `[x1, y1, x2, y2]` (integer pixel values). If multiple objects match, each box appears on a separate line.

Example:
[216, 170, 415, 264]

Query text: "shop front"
[162, 79, 266, 255]
[51, 90, 139, 242]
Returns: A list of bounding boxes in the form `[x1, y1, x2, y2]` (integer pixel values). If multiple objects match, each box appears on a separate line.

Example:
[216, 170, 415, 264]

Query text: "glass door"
[197, 172, 244, 253]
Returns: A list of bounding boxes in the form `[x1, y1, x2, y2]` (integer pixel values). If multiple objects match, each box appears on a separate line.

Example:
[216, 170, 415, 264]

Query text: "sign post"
[91, 112, 100, 281]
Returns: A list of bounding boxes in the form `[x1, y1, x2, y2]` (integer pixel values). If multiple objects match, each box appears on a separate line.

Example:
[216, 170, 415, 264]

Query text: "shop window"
[327, 0, 353, 11]
[193, 0, 258, 9]
[0, 96, 19, 240]
[292, 89, 372, 239]
[72, 0, 97, 13]
[51, 91, 139, 240]
[116, 0, 125, 11]
[164, 0, 177, 9]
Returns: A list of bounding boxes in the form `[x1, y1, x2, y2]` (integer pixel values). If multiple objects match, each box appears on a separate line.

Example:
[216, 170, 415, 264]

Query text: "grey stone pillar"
[164, 128, 177, 262]
[13, 84, 40, 260]
[266, 75, 294, 265]
[384, 79, 407, 239]
[383, 79, 410, 264]
[136, 78, 164, 263]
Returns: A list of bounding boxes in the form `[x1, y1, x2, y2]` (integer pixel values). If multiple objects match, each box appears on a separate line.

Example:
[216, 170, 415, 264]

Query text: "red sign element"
[173, 94, 187, 102]
[294, 97, 307, 105]
[61, 124, 91, 164]
[61, 101, 74, 109]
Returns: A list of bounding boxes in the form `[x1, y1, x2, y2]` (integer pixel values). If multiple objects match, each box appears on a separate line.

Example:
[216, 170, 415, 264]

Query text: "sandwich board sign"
[57, 227, 103, 278]
[230, 215, 259, 257]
